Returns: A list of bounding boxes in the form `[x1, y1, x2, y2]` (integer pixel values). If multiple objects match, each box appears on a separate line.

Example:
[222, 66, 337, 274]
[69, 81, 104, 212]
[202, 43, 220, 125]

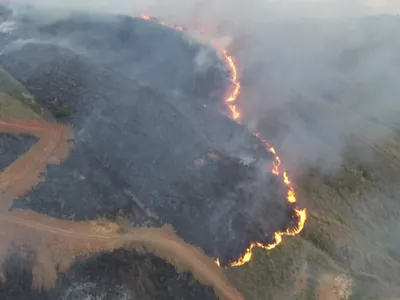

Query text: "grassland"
[0, 67, 44, 117]
[225, 81, 400, 299]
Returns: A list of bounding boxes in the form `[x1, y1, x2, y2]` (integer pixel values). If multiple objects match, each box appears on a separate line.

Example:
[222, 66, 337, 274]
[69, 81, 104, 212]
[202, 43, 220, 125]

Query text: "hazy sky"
[7, 0, 400, 19]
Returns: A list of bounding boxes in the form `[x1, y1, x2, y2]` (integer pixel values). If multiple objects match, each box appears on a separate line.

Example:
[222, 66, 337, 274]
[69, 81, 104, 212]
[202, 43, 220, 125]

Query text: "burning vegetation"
[140, 14, 307, 268]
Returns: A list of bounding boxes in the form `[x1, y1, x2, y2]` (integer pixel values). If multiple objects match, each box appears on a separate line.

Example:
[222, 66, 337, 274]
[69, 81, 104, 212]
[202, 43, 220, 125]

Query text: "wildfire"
[217, 50, 241, 120]
[140, 14, 151, 20]
[223, 51, 241, 103]
[139, 14, 307, 268]
[140, 14, 184, 31]
[221, 42, 307, 267]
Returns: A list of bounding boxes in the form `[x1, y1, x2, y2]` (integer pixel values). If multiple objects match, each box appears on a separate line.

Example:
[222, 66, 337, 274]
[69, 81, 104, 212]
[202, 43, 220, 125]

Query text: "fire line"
[139, 14, 307, 268]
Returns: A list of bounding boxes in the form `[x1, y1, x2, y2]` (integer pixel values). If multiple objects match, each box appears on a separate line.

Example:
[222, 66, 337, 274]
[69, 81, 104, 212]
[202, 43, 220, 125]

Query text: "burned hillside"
[0, 11, 292, 266]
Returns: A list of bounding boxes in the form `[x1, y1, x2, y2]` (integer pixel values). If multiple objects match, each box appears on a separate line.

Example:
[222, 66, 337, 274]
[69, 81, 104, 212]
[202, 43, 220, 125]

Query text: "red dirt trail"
[0, 119, 243, 300]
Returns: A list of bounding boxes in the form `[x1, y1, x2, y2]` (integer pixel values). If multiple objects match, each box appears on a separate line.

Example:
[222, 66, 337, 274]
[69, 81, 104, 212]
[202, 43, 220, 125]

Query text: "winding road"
[0, 119, 243, 300]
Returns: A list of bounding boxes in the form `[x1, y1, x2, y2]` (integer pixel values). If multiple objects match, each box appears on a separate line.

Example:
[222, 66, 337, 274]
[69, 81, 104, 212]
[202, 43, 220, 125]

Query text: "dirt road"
[0, 119, 243, 300]
[0, 120, 73, 211]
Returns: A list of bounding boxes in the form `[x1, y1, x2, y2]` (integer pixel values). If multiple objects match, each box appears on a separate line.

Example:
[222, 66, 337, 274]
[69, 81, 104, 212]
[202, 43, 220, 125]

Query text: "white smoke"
[0, 20, 15, 34]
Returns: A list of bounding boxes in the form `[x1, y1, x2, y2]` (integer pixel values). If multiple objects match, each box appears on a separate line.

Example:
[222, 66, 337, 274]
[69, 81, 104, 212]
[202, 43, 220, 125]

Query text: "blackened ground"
[0, 248, 217, 300]
[56, 249, 218, 300]
[13, 145, 161, 227]
[0, 12, 292, 265]
[0, 249, 47, 300]
[0, 133, 38, 171]
[1, 10, 228, 106]
[49, 14, 227, 103]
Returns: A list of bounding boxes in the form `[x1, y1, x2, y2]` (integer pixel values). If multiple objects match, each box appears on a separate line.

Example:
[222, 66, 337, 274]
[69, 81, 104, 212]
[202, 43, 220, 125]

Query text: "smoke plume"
[6, 0, 399, 171]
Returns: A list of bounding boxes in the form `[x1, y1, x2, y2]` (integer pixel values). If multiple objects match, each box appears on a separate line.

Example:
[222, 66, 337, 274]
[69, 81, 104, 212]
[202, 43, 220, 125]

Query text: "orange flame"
[139, 14, 307, 268]
[219, 50, 241, 122]
[223, 50, 241, 103]
[287, 188, 296, 203]
[228, 104, 241, 120]
[140, 14, 151, 20]
[140, 14, 183, 31]
[221, 44, 307, 267]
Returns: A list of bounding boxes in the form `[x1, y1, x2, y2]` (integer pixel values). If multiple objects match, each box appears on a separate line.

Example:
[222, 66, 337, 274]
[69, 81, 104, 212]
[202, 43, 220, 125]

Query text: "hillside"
[1, 5, 400, 300]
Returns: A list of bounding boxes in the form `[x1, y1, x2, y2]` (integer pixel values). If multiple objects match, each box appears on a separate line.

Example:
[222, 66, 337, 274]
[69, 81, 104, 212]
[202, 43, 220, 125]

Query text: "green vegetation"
[0, 66, 44, 116]
[226, 235, 344, 300]
[0, 92, 42, 120]
[54, 106, 72, 119]
[225, 96, 400, 299]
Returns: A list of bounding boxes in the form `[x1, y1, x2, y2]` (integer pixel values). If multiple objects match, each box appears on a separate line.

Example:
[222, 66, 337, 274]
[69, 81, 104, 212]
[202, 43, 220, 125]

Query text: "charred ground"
[0, 133, 38, 171]
[0, 10, 293, 268]
[0, 247, 218, 300]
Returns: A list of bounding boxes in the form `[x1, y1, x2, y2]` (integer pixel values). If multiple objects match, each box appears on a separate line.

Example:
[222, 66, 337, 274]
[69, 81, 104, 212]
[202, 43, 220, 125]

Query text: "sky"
[6, 0, 400, 19]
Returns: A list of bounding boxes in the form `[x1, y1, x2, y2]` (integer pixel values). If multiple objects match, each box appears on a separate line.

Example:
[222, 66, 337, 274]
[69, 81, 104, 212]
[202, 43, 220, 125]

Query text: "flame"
[229, 208, 307, 266]
[221, 44, 307, 267]
[223, 50, 241, 103]
[287, 188, 296, 203]
[215, 258, 221, 267]
[140, 14, 183, 31]
[283, 171, 290, 185]
[219, 49, 241, 120]
[140, 14, 151, 20]
[228, 104, 241, 120]
[139, 14, 307, 269]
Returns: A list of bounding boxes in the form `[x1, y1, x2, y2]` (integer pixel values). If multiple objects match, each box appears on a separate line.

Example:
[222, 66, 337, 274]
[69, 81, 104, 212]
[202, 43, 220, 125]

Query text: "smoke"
[3, 0, 399, 219]
[76, 0, 400, 172]
[2, 0, 400, 297]
[8, 0, 400, 21]
[122, 0, 400, 172]
[10, 0, 396, 171]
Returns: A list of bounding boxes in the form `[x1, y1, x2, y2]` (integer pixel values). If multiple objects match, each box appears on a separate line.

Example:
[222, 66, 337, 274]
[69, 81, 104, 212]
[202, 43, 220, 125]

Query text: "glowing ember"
[139, 14, 307, 268]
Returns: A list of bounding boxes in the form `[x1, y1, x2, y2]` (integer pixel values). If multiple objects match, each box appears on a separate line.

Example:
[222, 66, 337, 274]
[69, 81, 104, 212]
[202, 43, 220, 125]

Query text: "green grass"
[0, 92, 42, 120]
[0, 66, 44, 116]
[226, 117, 400, 299]
[301, 215, 336, 258]
[226, 235, 343, 300]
